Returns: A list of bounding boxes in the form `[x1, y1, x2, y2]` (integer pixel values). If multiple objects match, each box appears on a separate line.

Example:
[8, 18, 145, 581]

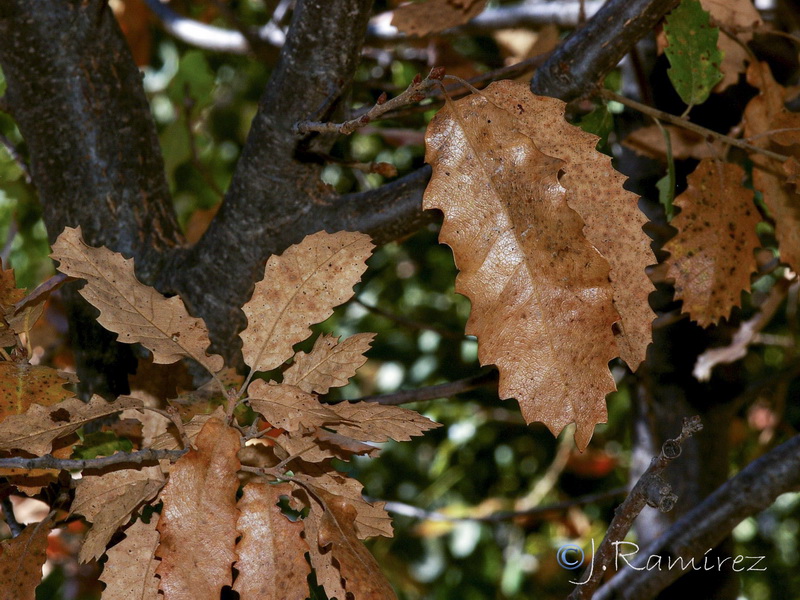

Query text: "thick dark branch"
[531, 0, 680, 101]
[593, 433, 800, 600]
[0, 0, 182, 274]
[0, 449, 187, 472]
[167, 0, 376, 363]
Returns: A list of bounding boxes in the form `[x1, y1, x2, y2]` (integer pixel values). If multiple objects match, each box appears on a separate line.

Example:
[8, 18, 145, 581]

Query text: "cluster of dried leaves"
[0, 227, 439, 599]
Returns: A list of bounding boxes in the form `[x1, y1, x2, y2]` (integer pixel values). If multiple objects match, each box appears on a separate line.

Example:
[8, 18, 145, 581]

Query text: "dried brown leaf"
[51, 227, 223, 374]
[743, 62, 800, 271]
[0, 395, 141, 456]
[0, 259, 25, 346]
[0, 363, 75, 422]
[155, 418, 241, 600]
[72, 465, 165, 563]
[283, 332, 375, 394]
[0, 518, 52, 600]
[305, 489, 397, 600]
[247, 380, 340, 432]
[701, 0, 762, 91]
[423, 81, 621, 449]
[240, 231, 373, 374]
[233, 482, 310, 600]
[99, 517, 160, 600]
[274, 429, 380, 464]
[327, 401, 440, 442]
[664, 160, 761, 326]
[479, 80, 655, 369]
[149, 405, 226, 451]
[392, 0, 486, 36]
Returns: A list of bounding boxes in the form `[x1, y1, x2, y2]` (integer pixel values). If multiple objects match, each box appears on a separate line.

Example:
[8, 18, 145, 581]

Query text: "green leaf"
[664, 0, 724, 108]
[655, 121, 676, 221]
[73, 431, 133, 459]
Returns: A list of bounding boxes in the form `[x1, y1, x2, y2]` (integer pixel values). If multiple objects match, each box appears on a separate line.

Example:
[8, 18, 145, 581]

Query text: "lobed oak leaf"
[99, 517, 160, 600]
[283, 332, 375, 394]
[274, 429, 380, 465]
[664, 160, 761, 326]
[476, 80, 655, 369]
[392, 0, 487, 37]
[247, 380, 340, 432]
[50, 226, 223, 374]
[232, 482, 310, 600]
[304, 489, 397, 600]
[155, 418, 241, 600]
[240, 231, 373, 374]
[743, 62, 800, 271]
[327, 401, 441, 443]
[423, 80, 624, 449]
[72, 465, 165, 563]
[0, 518, 52, 600]
[294, 466, 393, 539]
[0, 363, 75, 422]
[0, 395, 141, 456]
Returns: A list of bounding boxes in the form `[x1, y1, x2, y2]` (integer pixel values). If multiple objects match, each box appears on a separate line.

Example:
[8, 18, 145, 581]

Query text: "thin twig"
[600, 89, 790, 163]
[0, 132, 32, 184]
[1, 496, 23, 537]
[342, 369, 499, 406]
[568, 416, 703, 600]
[376, 486, 627, 523]
[295, 67, 446, 135]
[0, 448, 187, 471]
[353, 297, 464, 340]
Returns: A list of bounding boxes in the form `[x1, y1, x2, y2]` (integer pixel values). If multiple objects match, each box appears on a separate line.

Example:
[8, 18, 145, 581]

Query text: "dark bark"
[530, 0, 680, 101]
[165, 0, 376, 364]
[0, 0, 183, 397]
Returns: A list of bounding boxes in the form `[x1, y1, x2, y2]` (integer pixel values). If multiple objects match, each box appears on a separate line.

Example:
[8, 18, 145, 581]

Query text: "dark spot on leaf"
[49, 408, 71, 423]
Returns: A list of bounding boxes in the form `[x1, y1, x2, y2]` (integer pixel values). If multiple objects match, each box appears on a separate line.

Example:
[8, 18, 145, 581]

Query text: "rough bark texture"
[530, 0, 680, 101]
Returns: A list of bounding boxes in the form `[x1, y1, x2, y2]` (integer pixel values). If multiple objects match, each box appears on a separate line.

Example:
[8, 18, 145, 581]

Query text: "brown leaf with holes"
[155, 418, 240, 600]
[232, 482, 310, 600]
[327, 401, 440, 442]
[744, 62, 800, 271]
[664, 160, 761, 326]
[294, 466, 393, 539]
[99, 517, 160, 600]
[51, 226, 223, 374]
[0, 518, 52, 600]
[424, 81, 623, 449]
[0, 363, 75, 422]
[477, 80, 655, 370]
[247, 380, 339, 432]
[0, 395, 141, 456]
[240, 231, 373, 374]
[392, 0, 487, 37]
[305, 489, 397, 600]
[72, 465, 165, 562]
[284, 332, 375, 394]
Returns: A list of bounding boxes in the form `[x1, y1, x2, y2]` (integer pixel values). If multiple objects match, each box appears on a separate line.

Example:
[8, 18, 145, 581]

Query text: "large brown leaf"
[155, 418, 240, 600]
[99, 517, 160, 600]
[0, 518, 52, 600]
[51, 227, 223, 374]
[283, 332, 375, 394]
[664, 160, 761, 326]
[744, 63, 800, 271]
[474, 80, 654, 369]
[240, 231, 373, 374]
[423, 82, 620, 449]
[0, 395, 141, 456]
[72, 465, 165, 562]
[232, 482, 310, 600]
